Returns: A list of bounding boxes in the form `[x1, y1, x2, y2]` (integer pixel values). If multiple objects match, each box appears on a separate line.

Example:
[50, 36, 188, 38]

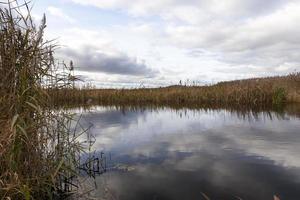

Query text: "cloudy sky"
[31, 0, 300, 88]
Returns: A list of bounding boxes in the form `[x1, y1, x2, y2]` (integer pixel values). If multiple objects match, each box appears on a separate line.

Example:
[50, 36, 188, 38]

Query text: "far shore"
[50, 73, 300, 108]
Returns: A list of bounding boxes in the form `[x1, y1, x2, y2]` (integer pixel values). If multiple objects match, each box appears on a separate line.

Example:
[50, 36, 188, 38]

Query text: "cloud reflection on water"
[77, 106, 300, 199]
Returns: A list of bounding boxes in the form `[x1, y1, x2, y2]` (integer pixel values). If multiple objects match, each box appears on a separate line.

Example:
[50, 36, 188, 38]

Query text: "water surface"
[77, 106, 300, 200]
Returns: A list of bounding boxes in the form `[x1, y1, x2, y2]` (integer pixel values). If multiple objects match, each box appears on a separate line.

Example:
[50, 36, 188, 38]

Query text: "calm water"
[76, 106, 300, 200]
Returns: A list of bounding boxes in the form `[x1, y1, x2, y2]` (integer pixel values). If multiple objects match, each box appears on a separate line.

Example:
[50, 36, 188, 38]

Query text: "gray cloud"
[68, 0, 300, 81]
[60, 45, 158, 77]
[164, 1, 300, 75]
[71, 0, 288, 19]
[73, 0, 300, 75]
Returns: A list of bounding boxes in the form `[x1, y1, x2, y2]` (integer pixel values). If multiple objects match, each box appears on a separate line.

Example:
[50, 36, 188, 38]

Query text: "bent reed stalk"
[0, 1, 85, 199]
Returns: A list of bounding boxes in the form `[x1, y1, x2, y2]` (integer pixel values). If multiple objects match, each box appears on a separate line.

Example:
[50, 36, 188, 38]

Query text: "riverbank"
[51, 73, 300, 107]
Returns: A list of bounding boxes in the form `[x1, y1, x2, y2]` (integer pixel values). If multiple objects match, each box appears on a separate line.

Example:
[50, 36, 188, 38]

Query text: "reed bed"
[52, 73, 300, 108]
[0, 1, 298, 199]
[0, 1, 86, 199]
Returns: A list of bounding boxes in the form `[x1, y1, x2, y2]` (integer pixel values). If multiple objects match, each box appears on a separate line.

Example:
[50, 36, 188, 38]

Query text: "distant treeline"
[50, 73, 300, 107]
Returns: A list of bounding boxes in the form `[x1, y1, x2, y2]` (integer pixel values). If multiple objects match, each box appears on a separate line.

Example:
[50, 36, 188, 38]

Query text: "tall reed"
[52, 73, 300, 108]
[0, 1, 83, 199]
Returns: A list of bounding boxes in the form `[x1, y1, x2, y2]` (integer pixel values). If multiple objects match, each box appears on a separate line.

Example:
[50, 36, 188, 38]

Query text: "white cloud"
[163, 1, 300, 74]
[47, 6, 76, 24]
[51, 0, 300, 85]
[70, 0, 175, 16]
[70, 0, 290, 19]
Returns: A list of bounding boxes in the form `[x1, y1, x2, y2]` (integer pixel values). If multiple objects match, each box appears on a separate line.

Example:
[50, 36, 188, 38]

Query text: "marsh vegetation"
[1, 0, 300, 199]
[52, 73, 300, 108]
[0, 1, 90, 199]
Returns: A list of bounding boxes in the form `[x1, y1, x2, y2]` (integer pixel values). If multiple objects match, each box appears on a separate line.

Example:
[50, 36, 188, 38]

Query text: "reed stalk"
[0, 1, 84, 199]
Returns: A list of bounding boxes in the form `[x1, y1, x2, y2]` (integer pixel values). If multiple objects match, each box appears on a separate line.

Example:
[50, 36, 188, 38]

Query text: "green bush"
[272, 87, 286, 105]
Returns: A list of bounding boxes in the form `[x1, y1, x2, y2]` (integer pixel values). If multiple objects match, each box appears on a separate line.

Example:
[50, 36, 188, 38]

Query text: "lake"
[75, 105, 300, 200]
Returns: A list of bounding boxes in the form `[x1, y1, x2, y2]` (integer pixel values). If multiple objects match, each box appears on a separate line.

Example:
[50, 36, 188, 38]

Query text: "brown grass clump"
[0, 1, 83, 199]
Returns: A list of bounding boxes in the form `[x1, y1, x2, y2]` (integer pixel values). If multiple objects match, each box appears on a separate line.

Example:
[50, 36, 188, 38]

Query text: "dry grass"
[0, 1, 298, 199]
[0, 1, 84, 199]
[52, 73, 300, 108]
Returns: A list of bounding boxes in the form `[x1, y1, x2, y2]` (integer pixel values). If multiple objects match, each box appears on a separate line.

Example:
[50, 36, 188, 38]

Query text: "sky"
[28, 0, 300, 88]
